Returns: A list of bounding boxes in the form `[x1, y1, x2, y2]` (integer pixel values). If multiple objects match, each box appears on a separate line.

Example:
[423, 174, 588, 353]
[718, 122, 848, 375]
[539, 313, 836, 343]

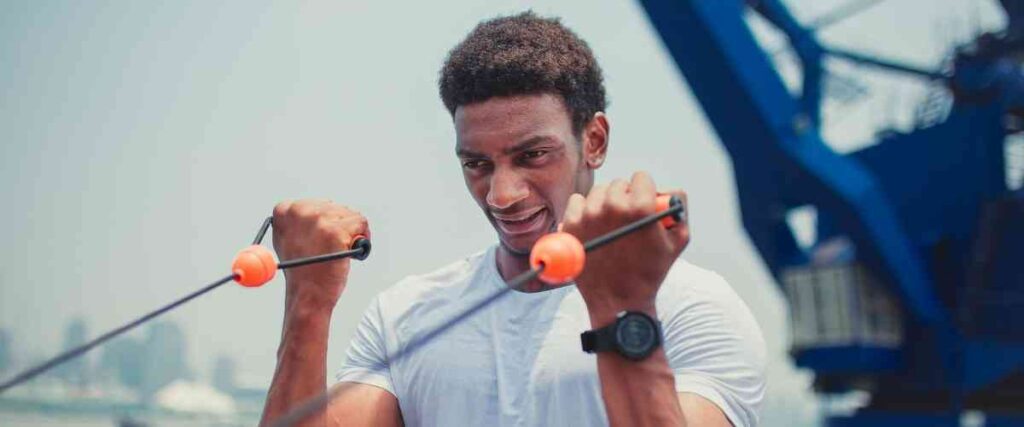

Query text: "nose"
[486, 167, 529, 210]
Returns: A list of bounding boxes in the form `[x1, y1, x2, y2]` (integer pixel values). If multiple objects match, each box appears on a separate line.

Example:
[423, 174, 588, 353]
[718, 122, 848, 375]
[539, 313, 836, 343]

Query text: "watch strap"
[580, 321, 617, 354]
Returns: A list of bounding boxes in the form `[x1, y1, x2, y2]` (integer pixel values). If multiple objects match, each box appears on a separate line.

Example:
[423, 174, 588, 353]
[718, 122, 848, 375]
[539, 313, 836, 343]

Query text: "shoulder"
[657, 259, 762, 338]
[656, 258, 766, 362]
[659, 258, 736, 301]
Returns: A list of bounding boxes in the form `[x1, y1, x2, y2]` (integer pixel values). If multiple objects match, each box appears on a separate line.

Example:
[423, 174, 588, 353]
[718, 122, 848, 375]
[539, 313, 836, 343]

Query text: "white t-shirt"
[336, 246, 766, 426]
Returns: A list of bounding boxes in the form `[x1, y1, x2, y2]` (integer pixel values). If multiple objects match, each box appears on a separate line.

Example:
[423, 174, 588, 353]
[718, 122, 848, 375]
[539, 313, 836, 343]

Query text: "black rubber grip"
[352, 238, 372, 261]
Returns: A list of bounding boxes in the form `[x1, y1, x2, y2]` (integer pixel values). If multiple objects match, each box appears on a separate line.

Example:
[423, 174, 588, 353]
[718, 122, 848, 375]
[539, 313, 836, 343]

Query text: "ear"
[581, 112, 609, 170]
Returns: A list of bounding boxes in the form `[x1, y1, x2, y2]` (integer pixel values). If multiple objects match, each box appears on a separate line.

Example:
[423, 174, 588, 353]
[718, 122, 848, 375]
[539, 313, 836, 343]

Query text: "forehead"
[454, 93, 574, 152]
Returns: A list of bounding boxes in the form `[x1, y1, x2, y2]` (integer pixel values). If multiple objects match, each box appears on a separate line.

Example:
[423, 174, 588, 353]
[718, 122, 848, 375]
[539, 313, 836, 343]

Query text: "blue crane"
[638, 0, 1024, 425]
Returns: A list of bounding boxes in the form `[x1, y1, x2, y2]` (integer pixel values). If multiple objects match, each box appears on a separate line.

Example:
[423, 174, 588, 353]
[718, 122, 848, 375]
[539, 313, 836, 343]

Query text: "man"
[259, 12, 765, 427]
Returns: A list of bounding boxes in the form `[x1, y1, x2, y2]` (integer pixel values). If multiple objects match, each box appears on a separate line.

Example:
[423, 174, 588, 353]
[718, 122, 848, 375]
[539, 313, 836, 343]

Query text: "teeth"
[493, 207, 543, 222]
[494, 207, 547, 236]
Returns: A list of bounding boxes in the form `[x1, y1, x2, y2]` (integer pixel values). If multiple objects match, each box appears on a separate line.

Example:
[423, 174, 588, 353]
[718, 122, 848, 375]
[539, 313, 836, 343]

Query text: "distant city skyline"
[0, 318, 263, 425]
[0, 319, 221, 397]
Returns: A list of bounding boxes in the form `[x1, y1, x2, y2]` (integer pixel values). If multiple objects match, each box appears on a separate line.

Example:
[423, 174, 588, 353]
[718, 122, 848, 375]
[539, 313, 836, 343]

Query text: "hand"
[271, 199, 370, 313]
[560, 172, 690, 323]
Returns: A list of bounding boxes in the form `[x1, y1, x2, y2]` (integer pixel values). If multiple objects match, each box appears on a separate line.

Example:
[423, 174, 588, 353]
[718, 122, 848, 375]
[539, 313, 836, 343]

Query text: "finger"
[316, 215, 367, 251]
[562, 193, 586, 229]
[326, 204, 360, 227]
[291, 201, 322, 221]
[308, 198, 332, 206]
[272, 201, 294, 229]
[585, 183, 609, 216]
[629, 171, 657, 213]
[607, 178, 630, 214]
[273, 200, 293, 219]
[338, 214, 372, 246]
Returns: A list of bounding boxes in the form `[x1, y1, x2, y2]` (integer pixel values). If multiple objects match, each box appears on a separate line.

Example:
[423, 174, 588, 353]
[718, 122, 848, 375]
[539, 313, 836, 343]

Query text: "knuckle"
[625, 202, 647, 218]
[340, 214, 368, 231]
[273, 201, 292, 220]
[293, 203, 319, 220]
[608, 197, 630, 216]
[314, 217, 336, 234]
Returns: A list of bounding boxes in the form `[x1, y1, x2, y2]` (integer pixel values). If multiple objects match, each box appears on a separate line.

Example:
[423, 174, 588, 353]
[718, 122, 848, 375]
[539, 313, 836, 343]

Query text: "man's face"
[455, 93, 601, 255]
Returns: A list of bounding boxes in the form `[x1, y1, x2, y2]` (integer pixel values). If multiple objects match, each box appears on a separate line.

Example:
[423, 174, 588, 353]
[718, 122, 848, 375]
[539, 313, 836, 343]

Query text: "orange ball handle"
[529, 232, 586, 284]
[232, 245, 278, 287]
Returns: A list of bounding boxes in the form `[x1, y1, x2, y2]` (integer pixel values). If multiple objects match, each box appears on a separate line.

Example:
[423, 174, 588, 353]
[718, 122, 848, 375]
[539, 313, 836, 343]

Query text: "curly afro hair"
[439, 11, 607, 136]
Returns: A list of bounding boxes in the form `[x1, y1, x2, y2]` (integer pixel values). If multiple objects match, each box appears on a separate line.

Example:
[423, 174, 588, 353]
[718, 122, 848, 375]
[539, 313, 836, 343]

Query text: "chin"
[498, 234, 540, 256]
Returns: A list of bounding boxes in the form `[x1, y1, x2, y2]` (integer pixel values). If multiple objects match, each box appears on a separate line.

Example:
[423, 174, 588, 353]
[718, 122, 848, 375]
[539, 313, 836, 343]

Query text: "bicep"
[326, 382, 403, 427]
[677, 392, 732, 427]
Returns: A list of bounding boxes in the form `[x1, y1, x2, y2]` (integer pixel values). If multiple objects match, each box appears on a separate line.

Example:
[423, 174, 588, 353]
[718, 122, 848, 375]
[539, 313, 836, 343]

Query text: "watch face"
[615, 313, 657, 360]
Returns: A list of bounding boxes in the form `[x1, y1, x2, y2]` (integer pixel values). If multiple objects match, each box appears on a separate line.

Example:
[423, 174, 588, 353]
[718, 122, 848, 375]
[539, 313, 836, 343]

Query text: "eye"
[462, 159, 490, 170]
[522, 150, 548, 160]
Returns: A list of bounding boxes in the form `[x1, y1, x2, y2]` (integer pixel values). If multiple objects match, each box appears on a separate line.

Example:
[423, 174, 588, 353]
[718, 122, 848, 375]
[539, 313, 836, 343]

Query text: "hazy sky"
[0, 0, 1005, 423]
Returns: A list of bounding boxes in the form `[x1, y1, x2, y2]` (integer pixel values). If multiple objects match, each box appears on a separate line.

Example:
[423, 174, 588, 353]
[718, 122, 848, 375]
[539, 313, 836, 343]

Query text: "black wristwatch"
[581, 311, 662, 361]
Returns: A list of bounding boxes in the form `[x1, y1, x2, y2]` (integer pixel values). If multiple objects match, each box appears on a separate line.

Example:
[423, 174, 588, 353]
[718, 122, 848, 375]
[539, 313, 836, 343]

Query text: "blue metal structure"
[638, 0, 1024, 425]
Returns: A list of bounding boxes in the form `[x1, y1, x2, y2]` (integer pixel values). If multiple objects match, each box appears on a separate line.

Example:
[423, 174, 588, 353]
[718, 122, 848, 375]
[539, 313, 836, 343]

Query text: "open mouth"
[493, 207, 548, 237]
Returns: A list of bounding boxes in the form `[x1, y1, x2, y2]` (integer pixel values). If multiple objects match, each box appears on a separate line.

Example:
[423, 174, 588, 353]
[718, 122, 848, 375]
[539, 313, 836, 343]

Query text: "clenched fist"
[271, 199, 370, 313]
[560, 172, 690, 325]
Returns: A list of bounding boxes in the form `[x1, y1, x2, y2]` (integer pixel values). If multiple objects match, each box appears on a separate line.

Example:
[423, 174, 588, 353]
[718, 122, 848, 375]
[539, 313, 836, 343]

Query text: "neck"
[496, 244, 554, 293]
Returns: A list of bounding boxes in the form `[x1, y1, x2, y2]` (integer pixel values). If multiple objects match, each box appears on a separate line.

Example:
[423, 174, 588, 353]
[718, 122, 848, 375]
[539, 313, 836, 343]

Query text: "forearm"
[589, 305, 684, 427]
[260, 292, 335, 427]
[596, 349, 683, 426]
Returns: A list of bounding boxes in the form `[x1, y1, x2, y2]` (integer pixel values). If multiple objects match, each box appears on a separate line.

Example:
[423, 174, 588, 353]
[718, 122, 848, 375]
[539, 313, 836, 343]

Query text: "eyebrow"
[456, 136, 559, 158]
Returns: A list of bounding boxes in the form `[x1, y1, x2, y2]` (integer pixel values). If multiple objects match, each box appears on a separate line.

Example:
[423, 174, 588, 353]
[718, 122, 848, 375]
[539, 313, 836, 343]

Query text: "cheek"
[546, 188, 573, 220]
[536, 167, 579, 217]
[463, 173, 490, 208]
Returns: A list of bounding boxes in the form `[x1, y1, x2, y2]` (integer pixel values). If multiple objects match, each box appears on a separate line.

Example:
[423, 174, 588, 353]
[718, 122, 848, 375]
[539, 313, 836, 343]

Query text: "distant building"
[55, 317, 90, 387]
[139, 321, 190, 398]
[98, 337, 145, 392]
[212, 354, 237, 393]
[94, 320, 192, 400]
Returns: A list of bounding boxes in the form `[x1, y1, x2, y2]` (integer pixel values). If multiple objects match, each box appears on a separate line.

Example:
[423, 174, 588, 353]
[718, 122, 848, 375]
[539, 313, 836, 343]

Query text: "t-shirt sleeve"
[335, 297, 395, 396]
[661, 268, 767, 427]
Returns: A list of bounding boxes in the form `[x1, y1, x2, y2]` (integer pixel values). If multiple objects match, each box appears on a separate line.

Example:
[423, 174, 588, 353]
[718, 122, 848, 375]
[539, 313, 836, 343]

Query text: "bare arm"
[587, 304, 732, 426]
[259, 295, 403, 427]
[258, 200, 402, 427]
[259, 295, 333, 426]
[564, 172, 731, 426]
[588, 305, 685, 425]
